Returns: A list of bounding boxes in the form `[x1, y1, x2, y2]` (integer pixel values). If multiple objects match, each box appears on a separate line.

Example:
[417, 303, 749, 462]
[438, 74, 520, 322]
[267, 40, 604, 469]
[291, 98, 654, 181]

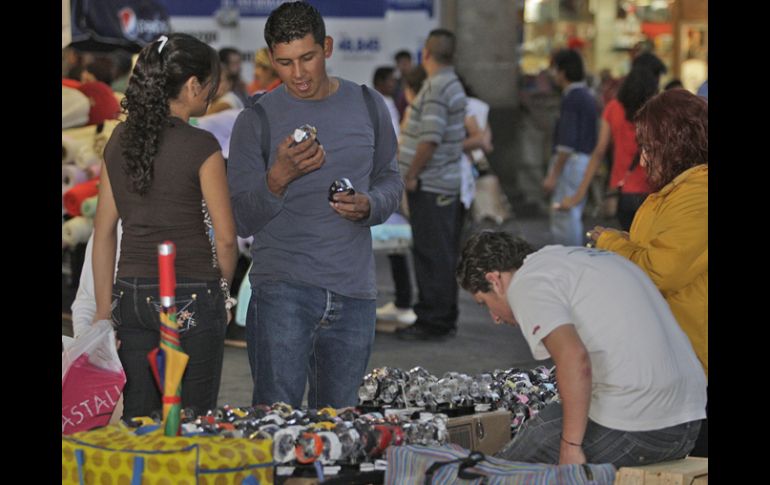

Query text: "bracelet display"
[220, 278, 237, 310]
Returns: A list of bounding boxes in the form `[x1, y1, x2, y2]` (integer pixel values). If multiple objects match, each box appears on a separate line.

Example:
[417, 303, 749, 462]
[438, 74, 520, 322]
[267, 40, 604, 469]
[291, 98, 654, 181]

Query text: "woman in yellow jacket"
[588, 88, 708, 377]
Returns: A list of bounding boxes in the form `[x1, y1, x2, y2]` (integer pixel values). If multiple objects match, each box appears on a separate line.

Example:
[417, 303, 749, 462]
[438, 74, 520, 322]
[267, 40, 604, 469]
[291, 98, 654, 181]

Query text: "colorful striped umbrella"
[147, 241, 189, 436]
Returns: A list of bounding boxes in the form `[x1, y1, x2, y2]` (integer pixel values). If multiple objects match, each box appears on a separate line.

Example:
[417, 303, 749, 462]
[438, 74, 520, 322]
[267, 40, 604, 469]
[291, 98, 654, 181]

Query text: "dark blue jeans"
[112, 277, 227, 419]
[496, 402, 701, 468]
[246, 279, 376, 409]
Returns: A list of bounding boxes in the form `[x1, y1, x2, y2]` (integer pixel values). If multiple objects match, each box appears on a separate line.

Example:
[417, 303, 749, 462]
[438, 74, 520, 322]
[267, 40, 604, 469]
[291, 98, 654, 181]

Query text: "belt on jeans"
[115, 277, 220, 290]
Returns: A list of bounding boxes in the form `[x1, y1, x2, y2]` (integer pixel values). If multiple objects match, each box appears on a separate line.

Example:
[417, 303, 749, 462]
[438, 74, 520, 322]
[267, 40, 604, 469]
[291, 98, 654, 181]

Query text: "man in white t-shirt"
[456, 231, 706, 467]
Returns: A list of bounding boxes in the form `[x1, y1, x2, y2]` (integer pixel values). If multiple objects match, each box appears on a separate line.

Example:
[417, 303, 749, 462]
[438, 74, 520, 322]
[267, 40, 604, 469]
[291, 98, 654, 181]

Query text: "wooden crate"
[615, 456, 707, 485]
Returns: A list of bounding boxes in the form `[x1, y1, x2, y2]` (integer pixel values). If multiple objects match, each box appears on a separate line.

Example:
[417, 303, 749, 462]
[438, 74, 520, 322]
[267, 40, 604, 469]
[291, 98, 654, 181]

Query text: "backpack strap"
[248, 93, 271, 170]
[361, 84, 379, 149]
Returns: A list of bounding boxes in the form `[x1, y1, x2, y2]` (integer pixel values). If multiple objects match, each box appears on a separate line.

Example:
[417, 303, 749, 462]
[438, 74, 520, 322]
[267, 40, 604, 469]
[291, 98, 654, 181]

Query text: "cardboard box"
[615, 456, 708, 485]
[446, 409, 512, 455]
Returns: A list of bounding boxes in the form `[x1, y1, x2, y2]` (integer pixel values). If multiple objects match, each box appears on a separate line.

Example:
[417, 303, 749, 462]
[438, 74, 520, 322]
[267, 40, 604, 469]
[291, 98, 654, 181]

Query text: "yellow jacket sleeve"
[597, 175, 707, 293]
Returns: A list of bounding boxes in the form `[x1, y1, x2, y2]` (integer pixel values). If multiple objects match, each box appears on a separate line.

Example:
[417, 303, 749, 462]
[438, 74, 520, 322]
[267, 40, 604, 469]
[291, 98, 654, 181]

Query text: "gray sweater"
[227, 79, 403, 299]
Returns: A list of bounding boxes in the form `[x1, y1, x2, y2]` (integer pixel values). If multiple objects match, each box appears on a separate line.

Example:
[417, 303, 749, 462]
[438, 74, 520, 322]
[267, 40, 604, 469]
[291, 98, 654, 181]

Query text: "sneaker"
[376, 302, 417, 325]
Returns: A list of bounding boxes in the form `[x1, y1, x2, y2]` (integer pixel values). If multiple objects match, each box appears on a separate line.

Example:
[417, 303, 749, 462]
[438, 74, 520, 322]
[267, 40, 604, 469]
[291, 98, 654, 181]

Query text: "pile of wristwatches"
[491, 366, 559, 432]
[171, 403, 448, 465]
[357, 365, 560, 436]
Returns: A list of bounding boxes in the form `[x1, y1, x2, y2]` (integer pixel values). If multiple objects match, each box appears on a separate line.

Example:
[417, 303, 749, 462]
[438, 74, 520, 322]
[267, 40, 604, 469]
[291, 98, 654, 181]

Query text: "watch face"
[328, 178, 355, 201]
[358, 375, 379, 403]
[318, 431, 342, 464]
[335, 425, 362, 462]
[404, 382, 422, 405]
[273, 426, 302, 463]
[409, 366, 431, 380]
[379, 378, 400, 404]
[290, 124, 319, 146]
[181, 407, 198, 421]
[295, 432, 322, 463]
[271, 402, 294, 418]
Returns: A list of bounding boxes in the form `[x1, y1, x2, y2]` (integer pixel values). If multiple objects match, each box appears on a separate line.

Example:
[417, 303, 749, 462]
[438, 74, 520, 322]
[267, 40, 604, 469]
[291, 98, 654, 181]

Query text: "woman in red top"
[558, 67, 658, 230]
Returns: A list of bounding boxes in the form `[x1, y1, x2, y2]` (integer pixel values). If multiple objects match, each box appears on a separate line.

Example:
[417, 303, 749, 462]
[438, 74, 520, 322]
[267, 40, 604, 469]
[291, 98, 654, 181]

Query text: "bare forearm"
[574, 152, 604, 200]
[215, 238, 237, 287]
[557, 350, 592, 447]
[92, 231, 117, 321]
[463, 131, 487, 152]
[542, 325, 592, 464]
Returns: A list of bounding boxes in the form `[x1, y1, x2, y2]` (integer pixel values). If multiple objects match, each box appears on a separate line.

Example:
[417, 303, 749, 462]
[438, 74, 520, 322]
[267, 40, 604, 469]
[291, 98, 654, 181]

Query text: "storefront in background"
[518, 0, 707, 92]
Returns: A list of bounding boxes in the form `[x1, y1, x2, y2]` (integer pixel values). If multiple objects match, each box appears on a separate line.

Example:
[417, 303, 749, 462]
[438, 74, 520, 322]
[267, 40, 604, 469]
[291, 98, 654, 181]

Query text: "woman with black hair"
[92, 33, 237, 419]
[558, 66, 659, 230]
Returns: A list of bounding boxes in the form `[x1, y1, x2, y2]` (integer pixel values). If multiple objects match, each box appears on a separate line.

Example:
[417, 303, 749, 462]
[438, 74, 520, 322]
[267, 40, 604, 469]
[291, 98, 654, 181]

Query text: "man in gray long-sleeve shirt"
[226, 2, 402, 408]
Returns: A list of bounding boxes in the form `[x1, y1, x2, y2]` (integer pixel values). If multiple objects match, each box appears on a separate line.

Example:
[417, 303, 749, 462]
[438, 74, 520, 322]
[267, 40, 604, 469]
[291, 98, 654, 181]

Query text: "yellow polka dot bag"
[62, 423, 274, 484]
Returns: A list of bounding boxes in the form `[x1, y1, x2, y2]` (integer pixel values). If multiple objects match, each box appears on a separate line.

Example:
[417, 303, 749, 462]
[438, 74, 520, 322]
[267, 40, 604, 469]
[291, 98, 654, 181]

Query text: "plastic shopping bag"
[62, 320, 126, 435]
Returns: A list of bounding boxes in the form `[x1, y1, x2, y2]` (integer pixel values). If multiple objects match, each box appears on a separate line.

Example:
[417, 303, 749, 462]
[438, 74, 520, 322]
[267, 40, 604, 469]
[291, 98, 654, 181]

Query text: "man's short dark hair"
[552, 49, 585, 82]
[632, 52, 667, 78]
[373, 66, 395, 88]
[394, 50, 412, 63]
[456, 231, 535, 293]
[218, 47, 240, 64]
[426, 29, 456, 65]
[264, 1, 326, 50]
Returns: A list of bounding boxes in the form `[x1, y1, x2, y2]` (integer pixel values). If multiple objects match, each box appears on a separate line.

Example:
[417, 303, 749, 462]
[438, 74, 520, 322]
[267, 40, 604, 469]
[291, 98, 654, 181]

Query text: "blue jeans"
[112, 277, 227, 419]
[246, 279, 376, 408]
[496, 402, 701, 468]
[550, 152, 590, 246]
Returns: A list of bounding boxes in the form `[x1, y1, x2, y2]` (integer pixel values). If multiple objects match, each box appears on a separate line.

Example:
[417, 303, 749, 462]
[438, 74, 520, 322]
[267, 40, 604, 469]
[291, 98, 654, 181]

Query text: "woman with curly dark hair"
[558, 66, 659, 229]
[589, 88, 708, 378]
[92, 33, 237, 419]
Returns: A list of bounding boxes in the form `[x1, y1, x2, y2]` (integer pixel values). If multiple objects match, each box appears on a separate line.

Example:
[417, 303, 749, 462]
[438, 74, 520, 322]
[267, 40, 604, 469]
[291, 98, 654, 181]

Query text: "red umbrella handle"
[158, 241, 176, 307]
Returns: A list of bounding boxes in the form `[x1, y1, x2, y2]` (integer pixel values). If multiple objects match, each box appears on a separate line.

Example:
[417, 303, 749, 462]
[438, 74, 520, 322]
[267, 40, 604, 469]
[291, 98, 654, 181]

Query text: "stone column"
[441, 0, 545, 215]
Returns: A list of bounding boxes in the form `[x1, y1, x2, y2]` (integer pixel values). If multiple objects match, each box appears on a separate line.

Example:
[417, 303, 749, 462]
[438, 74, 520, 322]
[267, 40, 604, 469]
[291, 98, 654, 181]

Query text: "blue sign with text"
[160, 0, 389, 18]
[386, 0, 433, 16]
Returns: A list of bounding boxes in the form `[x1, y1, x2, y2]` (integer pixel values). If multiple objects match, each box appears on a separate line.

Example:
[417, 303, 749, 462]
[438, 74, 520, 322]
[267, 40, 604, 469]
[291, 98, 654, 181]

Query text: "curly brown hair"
[120, 33, 220, 195]
[456, 231, 534, 294]
[634, 89, 708, 192]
